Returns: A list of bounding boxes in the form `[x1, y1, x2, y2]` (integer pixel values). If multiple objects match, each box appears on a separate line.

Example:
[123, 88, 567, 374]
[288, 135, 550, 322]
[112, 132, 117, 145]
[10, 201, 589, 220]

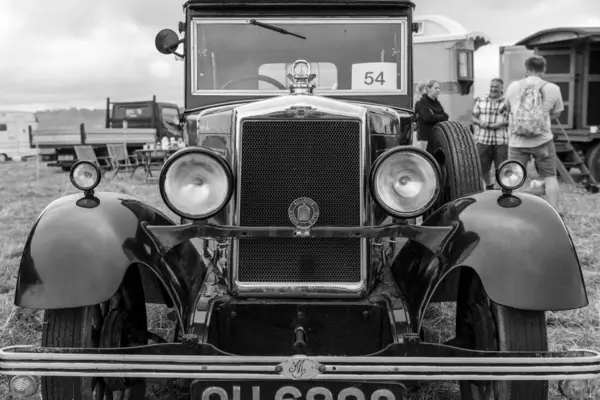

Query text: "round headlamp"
[159, 147, 234, 220]
[496, 160, 527, 190]
[70, 160, 101, 191]
[370, 147, 441, 218]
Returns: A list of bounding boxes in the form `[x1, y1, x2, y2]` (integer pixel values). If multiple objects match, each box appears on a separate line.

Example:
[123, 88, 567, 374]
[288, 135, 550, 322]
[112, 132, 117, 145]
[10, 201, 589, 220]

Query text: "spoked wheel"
[453, 270, 549, 399]
[41, 277, 148, 399]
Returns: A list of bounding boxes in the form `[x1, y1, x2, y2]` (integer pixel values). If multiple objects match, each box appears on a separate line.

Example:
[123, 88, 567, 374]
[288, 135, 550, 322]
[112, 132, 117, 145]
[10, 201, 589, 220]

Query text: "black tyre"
[455, 271, 548, 399]
[422, 121, 548, 398]
[586, 141, 600, 183]
[41, 275, 148, 399]
[423, 121, 483, 218]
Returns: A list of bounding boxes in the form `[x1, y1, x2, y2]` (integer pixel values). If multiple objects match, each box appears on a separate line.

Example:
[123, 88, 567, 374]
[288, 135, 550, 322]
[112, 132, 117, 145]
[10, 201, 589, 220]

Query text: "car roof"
[184, 0, 415, 8]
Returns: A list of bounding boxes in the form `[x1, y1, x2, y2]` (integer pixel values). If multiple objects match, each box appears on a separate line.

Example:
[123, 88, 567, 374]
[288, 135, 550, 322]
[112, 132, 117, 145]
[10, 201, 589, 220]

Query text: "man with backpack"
[503, 55, 564, 214]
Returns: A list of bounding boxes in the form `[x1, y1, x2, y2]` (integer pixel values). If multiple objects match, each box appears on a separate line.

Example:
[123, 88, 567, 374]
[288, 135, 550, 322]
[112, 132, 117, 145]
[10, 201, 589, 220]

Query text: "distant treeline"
[35, 108, 106, 129]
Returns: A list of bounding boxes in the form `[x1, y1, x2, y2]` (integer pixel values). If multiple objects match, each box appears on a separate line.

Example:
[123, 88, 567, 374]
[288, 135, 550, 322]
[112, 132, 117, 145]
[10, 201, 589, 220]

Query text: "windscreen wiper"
[249, 19, 306, 40]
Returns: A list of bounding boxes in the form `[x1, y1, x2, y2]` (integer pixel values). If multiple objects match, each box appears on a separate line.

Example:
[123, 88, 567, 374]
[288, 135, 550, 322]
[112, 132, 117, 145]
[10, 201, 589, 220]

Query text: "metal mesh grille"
[237, 119, 362, 283]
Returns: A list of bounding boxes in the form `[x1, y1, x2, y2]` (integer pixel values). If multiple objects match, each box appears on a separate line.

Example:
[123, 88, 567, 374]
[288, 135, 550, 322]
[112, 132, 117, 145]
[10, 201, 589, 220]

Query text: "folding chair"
[74, 145, 110, 179]
[106, 143, 143, 180]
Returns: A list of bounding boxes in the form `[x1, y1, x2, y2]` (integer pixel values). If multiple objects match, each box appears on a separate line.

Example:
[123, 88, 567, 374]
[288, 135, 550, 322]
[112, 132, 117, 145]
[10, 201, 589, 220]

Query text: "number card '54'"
[351, 62, 398, 90]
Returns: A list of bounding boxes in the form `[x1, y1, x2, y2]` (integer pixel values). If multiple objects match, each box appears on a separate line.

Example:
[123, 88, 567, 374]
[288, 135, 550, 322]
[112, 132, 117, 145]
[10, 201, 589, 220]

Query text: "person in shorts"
[472, 78, 509, 189]
[504, 55, 564, 213]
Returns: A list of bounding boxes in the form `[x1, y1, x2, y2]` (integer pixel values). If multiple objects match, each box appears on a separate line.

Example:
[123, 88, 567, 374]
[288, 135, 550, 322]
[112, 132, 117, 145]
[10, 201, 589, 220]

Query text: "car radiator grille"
[237, 119, 362, 283]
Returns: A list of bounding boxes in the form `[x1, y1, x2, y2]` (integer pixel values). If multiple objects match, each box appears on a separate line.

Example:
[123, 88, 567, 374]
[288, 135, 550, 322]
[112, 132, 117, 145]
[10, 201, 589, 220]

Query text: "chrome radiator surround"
[230, 112, 369, 297]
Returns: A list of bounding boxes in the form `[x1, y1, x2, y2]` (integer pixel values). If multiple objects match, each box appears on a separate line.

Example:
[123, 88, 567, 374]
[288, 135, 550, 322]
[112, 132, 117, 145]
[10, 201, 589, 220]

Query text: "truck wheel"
[423, 121, 483, 218]
[586, 141, 600, 182]
[41, 278, 148, 399]
[456, 272, 548, 399]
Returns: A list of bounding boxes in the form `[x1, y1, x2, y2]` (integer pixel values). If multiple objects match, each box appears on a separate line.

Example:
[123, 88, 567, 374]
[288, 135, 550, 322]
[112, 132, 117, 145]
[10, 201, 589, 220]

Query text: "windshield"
[191, 18, 407, 95]
[161, 107, 179, 124]
[161, 107, 182, 137]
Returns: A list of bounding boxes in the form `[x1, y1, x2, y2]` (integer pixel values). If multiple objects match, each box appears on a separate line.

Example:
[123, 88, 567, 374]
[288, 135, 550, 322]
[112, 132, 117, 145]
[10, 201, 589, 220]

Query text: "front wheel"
[454, 271, 548, 399]
[41, 278, 148, 399]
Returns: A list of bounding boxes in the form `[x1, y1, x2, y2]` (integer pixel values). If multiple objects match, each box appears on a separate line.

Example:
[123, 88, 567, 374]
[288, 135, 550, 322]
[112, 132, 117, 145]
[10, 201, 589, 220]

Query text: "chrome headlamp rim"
[495, 160, 527, 190]
[369, 146, 442, 218]
[69, 160, 101, 191]
[158, 146, 235, 220]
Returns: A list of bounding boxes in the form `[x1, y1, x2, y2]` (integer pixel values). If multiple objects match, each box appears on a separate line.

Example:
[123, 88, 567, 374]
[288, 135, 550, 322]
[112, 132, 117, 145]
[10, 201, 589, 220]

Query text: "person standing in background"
[472, 78, 510, 190]
[412, 81, 428, 148]
[504, 55, 564, 215]
[414, 80, 449, 150]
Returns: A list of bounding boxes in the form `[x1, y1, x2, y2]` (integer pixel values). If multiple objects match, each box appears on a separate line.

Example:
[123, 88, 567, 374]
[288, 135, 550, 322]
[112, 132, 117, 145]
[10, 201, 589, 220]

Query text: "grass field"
[0, 159, 599, 399]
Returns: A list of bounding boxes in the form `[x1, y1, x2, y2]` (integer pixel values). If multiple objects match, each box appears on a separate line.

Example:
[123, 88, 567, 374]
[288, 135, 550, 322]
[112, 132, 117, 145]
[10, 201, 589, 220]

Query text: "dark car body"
[1, 0, 599, 399]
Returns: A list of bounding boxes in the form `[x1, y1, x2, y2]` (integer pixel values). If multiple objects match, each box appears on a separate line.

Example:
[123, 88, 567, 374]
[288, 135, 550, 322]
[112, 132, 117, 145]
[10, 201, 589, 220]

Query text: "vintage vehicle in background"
[412, 14, 490, 123]
[500, 26, 600, 181]
[0, 110, 38, 162]
[1, 1, 598, 400]
[32, 95, 183, 171]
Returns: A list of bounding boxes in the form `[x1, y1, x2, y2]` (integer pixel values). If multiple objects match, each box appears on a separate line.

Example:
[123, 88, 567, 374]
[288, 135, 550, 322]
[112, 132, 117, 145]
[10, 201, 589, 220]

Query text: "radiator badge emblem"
[288, 197, 319, 230]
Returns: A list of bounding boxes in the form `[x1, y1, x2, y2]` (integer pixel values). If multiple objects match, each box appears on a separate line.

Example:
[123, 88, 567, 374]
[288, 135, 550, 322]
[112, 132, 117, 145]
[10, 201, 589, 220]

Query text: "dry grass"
[0, 160, 599, 399]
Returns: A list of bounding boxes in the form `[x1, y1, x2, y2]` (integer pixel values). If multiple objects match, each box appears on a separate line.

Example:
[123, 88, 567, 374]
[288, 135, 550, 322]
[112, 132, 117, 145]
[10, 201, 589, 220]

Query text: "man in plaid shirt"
[472, 78, 510, 189]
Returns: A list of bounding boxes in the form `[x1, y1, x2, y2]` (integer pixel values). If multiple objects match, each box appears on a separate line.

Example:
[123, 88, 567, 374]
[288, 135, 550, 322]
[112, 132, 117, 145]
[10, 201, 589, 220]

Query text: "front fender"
[393, 190, 588, 326]
[14, 192, 205, 313]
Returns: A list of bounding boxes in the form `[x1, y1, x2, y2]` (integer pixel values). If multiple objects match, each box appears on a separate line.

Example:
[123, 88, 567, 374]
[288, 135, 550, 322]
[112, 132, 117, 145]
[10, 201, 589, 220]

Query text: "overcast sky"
[1, 0, 599, 112]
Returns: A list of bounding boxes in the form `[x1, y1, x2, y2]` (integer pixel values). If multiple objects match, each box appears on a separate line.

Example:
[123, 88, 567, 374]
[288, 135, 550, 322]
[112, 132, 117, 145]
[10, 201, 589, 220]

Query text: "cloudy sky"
[1, 0, 599, 112]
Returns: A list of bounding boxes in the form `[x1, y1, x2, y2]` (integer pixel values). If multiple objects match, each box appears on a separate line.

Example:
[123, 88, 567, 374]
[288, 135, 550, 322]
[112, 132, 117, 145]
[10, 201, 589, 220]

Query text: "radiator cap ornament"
[288, 60, 317, 94]
[288, 197, 319, 236]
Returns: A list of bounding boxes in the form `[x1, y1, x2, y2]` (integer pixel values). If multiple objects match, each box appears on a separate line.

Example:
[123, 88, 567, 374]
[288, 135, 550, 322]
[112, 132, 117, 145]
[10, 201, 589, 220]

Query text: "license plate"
[191, 381, 406, 400]
[58, 155, 74, 161]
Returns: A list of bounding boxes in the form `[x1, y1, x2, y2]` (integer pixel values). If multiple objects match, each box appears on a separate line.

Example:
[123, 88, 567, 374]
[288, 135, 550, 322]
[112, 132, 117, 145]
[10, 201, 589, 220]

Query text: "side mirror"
[155, 29, 184, 58]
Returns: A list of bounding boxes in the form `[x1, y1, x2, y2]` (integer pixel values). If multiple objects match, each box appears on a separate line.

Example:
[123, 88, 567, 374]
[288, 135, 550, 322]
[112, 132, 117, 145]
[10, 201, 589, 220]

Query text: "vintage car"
[1, 1, 599, 399]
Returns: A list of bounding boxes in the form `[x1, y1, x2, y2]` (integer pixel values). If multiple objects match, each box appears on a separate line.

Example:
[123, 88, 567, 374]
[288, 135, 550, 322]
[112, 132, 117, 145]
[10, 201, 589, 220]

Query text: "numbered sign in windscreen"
[352, 63, 397, 90]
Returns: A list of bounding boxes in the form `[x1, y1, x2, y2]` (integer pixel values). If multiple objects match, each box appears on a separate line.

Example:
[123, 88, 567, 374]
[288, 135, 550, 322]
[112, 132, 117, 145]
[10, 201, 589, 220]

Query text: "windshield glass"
[191, 18, 407, 95]
[161, 107, 182, 137]
[161, 107, 179, 124]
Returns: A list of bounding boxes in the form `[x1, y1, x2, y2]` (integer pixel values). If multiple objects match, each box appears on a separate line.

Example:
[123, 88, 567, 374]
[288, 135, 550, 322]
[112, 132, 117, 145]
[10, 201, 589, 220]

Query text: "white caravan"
[413, 15, 491, 123]
[0, 110, 38, 161]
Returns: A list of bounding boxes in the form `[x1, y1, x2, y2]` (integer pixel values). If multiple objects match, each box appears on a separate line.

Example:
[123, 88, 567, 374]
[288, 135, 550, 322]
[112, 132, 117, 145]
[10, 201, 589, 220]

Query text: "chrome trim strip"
[4, 371, 600, 381]
[189, 17, 408, 96]
[230, 114, 367, 297]
[2, 346, 600, 381]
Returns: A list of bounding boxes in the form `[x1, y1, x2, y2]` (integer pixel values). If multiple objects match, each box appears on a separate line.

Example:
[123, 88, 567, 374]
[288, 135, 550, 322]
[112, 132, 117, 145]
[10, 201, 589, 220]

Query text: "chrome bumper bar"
[2, 345, 600, 381]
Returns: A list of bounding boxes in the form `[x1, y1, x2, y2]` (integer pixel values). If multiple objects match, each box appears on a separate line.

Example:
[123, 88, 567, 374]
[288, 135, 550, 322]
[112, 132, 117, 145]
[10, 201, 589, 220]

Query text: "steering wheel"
[220, 75, 287, 90]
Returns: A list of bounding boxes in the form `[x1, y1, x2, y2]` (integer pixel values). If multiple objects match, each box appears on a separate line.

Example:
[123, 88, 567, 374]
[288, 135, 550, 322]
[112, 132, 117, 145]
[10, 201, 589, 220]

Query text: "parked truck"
[32, 95, 183, 171]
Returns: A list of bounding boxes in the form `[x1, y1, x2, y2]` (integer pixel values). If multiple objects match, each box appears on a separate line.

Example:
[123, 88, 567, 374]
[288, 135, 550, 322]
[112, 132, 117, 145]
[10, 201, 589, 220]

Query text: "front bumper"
[2, 342, 600, 381]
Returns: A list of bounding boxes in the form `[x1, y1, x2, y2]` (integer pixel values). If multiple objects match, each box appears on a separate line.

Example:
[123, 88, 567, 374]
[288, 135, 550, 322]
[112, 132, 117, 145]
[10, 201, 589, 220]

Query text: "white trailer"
[413, 15, 491, 123]
[0, 110, 39, 162]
